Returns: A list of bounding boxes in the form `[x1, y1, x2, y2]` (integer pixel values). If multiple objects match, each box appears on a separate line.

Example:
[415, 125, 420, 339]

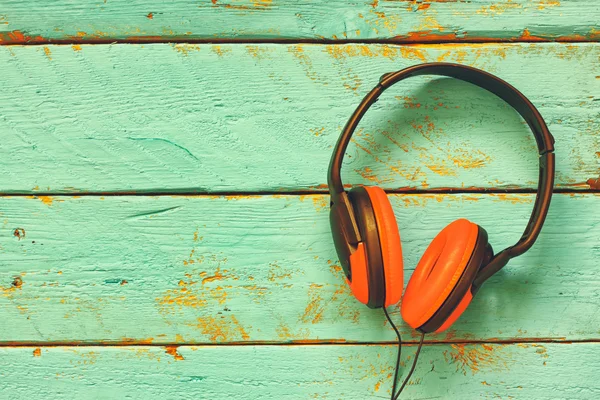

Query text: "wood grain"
[1, 343, 599, 399]
[1, 43, 598, 194]
[0, 0, 599, 44]
[1, 193, 598, 344]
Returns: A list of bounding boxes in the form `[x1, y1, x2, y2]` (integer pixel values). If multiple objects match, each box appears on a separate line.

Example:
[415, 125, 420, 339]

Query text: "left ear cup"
[401, 219, 488, 333]
[346, 187, 386, 308]
[363, 186, 403, 307]
[347, 243, 369, 305]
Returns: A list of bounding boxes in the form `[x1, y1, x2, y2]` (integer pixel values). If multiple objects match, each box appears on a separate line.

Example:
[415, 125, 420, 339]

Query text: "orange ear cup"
[434, 291, 473, 333]
[401, 219, 478, 329]
[363, 186, 403, 307]
[348, 243, 369, 305]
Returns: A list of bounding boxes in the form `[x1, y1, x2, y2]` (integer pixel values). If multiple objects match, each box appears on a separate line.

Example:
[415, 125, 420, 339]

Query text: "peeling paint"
[476, 1, 522, 16]
[42, 47, 52, 60]
[165, 345, 184, 361]
[13, 228, 25, 240]
[289, 45, 322, 83]
[587, 178, 600, 190]
[444, 344, 513, 375]
[190, 314, 250, 342]
[493, 194, 533, 204]
[326, 44, 402, 60]
[173, 44, 201, 56]
[246, 45, 273, 59]
[211, 45, 232, 57]
[299, 195, 328, 212]
[0, 30, 44, 44]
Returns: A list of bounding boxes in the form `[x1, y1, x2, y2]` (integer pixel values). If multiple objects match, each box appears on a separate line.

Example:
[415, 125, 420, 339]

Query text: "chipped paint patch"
[493, 194, 533, 204]
[33, 348, 41, 357]
[13, 228, 25, 240]
[365, 8, 403, 35]
[173, 44, 201, 56]
[402, 30, 458, 43]
[451, 149, 492, 169]
[289, 45, 322, 82]
[267, 262, 294, 282]
[37, 195, 54, 206]
[211, 45, 232, 57]
[0, 30, 44, 44]
[191, 314, 250, 342]
[326, 44, 401, 60]
[444, 344, 513, 375]
[400, 46, 427, 62]
[245, 45, 273, 59]
[301, 284, 325, 324]
[310, 127, 325, 137]
[2, 276, 23, 294]
[157, 253, 235, 313]
[355, 166, 385, 183]
[300, 276, 357, 325]
[121, 337, 155, 345]
[202, 267, 228, 285]
[476, 1, 522, 15]
[538, 0, 560, 10]
[43, 47, 52, 60]
[299, 195, 328, 212]
[275, 322, 310, 341]
[587, 177, 600, 190]
[165, 346, 184, 361]
[72, 44, 82, 51]
[157, 275, 206, 310]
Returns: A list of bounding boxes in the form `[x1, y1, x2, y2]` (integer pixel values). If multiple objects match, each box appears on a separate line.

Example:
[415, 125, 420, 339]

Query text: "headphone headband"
[328, 62, 555, 286]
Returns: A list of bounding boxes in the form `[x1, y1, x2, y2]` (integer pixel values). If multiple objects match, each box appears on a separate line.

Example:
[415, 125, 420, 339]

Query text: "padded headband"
[328, 62, 555, 287]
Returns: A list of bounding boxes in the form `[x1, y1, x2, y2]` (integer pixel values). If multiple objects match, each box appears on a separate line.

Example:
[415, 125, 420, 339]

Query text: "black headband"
[328, 62, 555, 286]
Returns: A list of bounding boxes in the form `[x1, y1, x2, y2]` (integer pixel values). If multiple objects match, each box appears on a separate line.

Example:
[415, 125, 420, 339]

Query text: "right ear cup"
[401, 219, 483, 332]
[363, 186, 403, 307]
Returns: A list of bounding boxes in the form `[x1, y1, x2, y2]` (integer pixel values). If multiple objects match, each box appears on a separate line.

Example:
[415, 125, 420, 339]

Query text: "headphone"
[328, 63, 555, 334]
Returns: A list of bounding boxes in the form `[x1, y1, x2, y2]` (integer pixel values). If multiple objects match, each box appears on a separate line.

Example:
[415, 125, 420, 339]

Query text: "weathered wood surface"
[0, 1, 599, 44]
[1, 43, 599, 194]
[1, 343, 599, 399]
[1, 193, 598, 344]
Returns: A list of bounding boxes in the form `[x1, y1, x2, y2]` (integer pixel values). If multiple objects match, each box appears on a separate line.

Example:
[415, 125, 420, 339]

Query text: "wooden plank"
[0, 43, 598, 194]
[1, 343, 598, 399]
[0, 1, 599, 44]
[0, 193, 598, 344]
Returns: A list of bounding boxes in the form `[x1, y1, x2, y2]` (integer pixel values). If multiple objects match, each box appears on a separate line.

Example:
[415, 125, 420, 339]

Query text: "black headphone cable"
[383, 307, 402, 398]
[383, 307, 426, 399]
[393, 332, 425, 399]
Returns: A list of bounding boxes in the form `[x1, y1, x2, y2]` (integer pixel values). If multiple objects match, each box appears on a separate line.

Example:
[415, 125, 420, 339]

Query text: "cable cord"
[383, 307, 426, 400]
[383, 307, 402, 399]
[393, 332, 425, 400]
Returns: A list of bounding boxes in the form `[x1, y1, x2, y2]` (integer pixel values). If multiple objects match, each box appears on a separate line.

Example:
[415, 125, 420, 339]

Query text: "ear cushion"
[435, 291, 473, 333]
[348, 243, 369, 305]
[347, 187, 385, 308]
[363, 186, 403, 307]
[401, 219, 478, 329]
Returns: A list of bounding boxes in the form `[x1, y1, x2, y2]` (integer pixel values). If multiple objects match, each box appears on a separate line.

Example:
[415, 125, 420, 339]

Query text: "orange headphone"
[328, 63, 555, 334]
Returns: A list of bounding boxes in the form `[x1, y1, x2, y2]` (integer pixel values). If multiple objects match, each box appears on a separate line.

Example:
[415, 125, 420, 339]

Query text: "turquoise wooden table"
[1, 1, 599, 398]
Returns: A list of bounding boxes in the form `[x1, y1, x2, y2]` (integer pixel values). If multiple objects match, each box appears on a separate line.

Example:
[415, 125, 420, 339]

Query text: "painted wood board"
[1, 193, 598, 344]
[0, 1, 599, 44]
[1, 343, 599, 399]
[0, 43, 598, 194]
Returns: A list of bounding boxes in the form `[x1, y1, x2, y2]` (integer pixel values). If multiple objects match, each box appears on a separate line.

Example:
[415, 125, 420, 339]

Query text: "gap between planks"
[2, 338, 600, 348]
[0, 188, 598, 197]
[0, 37, 599, 46]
